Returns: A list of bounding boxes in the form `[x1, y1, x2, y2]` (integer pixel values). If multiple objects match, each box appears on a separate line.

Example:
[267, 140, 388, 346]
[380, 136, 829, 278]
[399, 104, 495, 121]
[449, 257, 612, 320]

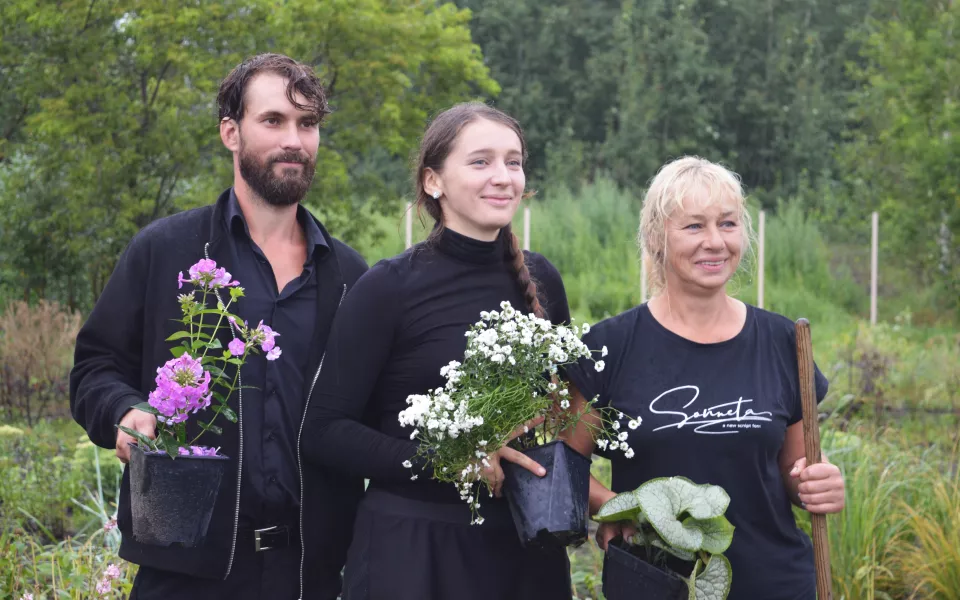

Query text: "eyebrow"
[686, 211, 735, 219]
[465, 148, 523, 157]
[255, 110, 317, 121]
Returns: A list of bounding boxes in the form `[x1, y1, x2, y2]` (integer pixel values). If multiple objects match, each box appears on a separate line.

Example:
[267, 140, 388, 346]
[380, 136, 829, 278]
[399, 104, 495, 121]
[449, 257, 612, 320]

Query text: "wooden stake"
[405, 202, 413, 250]
[758, 210, 766, 309]
[870, 211, 878, 325]
[795, 318, 832, 600]
[523, 206, 531, 251]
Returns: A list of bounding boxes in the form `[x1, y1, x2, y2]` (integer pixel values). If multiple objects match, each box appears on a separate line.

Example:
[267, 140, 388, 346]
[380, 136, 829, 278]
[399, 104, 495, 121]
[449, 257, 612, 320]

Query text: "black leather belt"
[239, 524, 299, 552]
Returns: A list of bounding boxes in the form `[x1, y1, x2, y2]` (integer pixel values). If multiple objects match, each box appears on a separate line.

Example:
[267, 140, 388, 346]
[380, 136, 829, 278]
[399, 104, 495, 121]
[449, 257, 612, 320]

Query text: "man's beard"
[238, 141, 316, 207]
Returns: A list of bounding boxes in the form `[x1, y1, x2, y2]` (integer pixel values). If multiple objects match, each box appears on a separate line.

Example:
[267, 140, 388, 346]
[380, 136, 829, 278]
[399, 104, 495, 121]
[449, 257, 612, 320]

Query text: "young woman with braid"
[300, 103, 574, 600]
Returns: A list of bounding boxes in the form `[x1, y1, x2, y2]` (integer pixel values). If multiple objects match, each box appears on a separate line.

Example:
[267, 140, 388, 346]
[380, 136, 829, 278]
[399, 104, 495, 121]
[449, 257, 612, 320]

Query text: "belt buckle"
[254, 525, 277, 552]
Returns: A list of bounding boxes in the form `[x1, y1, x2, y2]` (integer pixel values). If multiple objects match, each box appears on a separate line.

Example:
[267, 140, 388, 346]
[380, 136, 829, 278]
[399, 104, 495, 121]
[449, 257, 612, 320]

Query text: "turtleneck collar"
[434, 225, 510, 265]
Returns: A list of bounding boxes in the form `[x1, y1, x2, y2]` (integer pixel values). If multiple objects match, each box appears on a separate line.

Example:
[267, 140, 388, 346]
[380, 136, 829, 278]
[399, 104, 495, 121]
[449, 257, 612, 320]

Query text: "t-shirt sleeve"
[525, 251, 571, 326]
[562, 318, 618, 409]
[300, 261, 423, 481]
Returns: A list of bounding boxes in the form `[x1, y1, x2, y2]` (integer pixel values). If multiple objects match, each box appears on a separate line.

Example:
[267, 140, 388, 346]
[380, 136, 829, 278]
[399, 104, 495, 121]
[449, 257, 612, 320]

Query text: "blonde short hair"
[638, 156, 754, 296]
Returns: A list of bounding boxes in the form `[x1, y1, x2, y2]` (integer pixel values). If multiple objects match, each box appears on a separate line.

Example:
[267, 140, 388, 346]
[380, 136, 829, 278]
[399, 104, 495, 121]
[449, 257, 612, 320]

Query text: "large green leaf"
[692, 555, 732, 600]
[634, 477, 730, 551]
[594, 490, 642, 523]
[651, 538, 696, 562]
[684, 516, 735, 554]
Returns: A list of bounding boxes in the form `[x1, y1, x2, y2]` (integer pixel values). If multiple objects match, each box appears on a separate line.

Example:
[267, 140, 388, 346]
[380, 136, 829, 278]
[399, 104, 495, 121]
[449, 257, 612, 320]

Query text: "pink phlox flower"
[188, 259, 218, 281]
[211, 267, 239, 288]
[95, 577, 112, 595]
[228, 338, 246, 356]
[148, 354, 212, 424]
[190, 445, 219, 457]
[181, 259, 240, 289]
[104, 517, 117, 532]
[104, 563, 122, 580]
[266, 347, 282, 361]
[18, 594, 33, 600]
[177, 445, 219, 457]
[255, 321, 280, 352]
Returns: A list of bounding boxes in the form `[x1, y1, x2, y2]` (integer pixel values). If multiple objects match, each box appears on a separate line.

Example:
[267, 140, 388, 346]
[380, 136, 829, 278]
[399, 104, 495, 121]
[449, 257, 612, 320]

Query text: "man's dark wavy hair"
[217, 53, 330, 124]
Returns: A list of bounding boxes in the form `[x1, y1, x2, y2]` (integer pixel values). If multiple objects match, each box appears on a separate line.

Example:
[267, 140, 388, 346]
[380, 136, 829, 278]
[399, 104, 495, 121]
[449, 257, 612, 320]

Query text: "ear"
[220, 118, 240, 153]
[423, 167, 443, 199]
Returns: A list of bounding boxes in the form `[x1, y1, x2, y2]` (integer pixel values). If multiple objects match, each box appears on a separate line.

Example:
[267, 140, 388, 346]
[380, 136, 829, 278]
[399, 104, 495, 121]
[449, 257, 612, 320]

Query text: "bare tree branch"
[149, 60, 172, 109]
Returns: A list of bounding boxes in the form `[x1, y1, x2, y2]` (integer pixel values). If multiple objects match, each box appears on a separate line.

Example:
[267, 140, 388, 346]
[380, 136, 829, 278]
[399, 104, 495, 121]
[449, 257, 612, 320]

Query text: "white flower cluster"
[463, 302, 598, 375]
[591, 412, 643, 459]
[398, 386, 485, 442]
[397, 301, 630, 524]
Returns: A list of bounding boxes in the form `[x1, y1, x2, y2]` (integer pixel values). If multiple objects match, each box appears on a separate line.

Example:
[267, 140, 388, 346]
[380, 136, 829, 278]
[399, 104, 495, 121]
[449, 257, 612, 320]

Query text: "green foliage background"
[1, 1, 959, 597]
[1, 0, 957, 321]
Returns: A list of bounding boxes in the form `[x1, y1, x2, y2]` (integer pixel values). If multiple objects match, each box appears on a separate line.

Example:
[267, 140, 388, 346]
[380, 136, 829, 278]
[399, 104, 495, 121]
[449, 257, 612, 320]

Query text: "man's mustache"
[269, 152, 310, 165]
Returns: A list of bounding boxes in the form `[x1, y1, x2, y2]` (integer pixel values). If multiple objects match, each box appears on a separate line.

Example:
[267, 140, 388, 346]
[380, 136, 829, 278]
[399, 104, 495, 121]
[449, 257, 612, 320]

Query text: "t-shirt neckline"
[641, 301, 755, 349]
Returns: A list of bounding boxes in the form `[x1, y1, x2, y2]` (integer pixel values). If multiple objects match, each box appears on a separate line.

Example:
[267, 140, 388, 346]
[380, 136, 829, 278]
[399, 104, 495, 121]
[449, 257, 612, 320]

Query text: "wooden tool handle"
[795, 318, 832, 600]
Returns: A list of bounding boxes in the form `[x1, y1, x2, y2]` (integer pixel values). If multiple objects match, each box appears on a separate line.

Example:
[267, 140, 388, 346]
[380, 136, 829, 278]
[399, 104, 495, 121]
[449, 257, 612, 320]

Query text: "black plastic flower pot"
[128, 443, 229, 547]
[501, 439, 591, 548]
[602, 540, 689, 600]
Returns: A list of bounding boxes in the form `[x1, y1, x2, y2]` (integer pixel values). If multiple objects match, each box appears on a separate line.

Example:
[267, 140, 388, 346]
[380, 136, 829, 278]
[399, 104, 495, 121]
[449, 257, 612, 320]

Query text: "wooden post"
[405, 202, 413, 250]
[639, 235, 648, 303]
[870, 211, 878, 325]
[795, 319, 833, 600]
[758, 210, 766, 309]
[523, 206, 531, 251]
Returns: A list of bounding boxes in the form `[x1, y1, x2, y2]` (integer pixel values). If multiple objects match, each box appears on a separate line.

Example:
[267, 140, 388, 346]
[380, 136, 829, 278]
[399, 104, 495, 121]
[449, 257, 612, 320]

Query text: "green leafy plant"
[595, 476, 735, 600]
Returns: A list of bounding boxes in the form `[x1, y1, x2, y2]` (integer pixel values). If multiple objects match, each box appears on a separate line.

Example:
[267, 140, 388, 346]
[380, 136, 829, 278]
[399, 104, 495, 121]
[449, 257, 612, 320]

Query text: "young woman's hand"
[480, 416, 546, 497]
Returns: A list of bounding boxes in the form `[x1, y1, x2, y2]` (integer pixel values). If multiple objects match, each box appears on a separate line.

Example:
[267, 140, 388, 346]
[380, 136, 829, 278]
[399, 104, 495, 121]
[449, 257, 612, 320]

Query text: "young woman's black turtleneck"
[300, 227, 570, 503]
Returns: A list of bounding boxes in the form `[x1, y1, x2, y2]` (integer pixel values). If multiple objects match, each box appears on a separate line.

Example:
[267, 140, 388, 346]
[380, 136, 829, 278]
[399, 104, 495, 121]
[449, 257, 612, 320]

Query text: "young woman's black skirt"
[340, 487, 573, 600]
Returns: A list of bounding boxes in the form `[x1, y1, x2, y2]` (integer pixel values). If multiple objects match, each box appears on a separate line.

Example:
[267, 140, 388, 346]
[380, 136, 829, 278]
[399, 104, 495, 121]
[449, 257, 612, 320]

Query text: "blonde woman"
[563, 156, 845, 599]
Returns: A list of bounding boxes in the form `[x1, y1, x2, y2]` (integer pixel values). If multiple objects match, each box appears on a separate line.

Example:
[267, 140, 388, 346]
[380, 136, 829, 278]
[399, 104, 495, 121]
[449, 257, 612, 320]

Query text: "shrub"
[0, 300, 81, 425]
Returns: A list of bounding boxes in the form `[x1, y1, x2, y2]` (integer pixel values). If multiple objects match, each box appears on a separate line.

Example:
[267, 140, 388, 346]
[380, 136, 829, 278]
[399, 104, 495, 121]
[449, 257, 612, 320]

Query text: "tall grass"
[531, 178, 642, 322]
[897, 442, 960, 599]
[816, 431, 913, 599]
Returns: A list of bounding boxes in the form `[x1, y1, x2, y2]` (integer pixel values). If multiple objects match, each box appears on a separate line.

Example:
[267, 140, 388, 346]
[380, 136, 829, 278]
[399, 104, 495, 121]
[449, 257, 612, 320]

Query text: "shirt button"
[266, 432, 275, 441]
[270, 476, 277, 484]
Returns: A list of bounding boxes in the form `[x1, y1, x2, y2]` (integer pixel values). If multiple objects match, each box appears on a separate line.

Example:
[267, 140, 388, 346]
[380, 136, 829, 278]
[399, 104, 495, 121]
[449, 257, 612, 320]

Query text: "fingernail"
[538, 468, 546, 476]
[801, 501, 807, 510]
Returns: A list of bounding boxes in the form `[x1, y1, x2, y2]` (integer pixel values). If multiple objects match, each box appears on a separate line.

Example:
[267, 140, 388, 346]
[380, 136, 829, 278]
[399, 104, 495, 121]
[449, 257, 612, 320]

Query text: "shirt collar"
[226, 188, 329, 259]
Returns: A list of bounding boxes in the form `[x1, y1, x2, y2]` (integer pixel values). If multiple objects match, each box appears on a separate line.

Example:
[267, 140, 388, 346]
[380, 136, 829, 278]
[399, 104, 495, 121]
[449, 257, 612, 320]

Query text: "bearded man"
[71, 54, 368, 600]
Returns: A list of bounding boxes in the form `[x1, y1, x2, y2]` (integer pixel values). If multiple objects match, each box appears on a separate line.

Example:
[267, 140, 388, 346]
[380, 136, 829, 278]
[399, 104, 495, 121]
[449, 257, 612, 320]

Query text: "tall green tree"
[0, 0, 496, 310]
[599, 0, 720, 188]
[457, 0, 621, 186]
[842, 0, 960, 309]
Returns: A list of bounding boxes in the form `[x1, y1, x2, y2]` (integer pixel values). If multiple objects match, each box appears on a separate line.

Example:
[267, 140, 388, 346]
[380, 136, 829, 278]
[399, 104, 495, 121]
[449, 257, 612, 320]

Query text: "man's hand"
[116, 409, 157, 463]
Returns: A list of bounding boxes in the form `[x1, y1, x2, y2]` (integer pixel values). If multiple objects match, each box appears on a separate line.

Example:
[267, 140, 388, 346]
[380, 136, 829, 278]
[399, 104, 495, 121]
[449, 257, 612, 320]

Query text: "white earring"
[432, 191, 441, 200]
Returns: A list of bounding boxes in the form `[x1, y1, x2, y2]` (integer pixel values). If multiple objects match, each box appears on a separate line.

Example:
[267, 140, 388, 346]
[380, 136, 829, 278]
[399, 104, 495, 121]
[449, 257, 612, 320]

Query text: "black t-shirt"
[565, 303, 828, 600]
[300, 227, 571, 506]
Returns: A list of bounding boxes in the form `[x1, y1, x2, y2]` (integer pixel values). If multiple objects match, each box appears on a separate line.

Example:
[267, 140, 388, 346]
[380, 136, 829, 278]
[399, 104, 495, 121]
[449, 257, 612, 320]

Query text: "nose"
[490, 160, 511, 185]
[702, 224, 723, 250]
[280, 122, 304, 151]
